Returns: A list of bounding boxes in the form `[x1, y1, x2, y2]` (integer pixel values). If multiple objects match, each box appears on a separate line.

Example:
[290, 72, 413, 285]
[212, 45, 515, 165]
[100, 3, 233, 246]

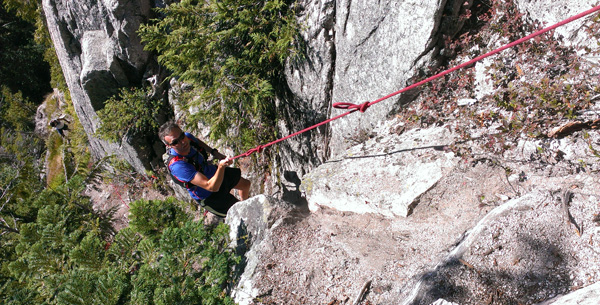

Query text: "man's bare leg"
[235, 177, 251, 200]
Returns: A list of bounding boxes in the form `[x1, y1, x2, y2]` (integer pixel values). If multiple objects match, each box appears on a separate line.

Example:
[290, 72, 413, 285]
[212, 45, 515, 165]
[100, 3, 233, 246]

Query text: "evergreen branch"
[0, 168, 19, 207]
[0, 217, 19, 233]
[0, 184, 13, 205]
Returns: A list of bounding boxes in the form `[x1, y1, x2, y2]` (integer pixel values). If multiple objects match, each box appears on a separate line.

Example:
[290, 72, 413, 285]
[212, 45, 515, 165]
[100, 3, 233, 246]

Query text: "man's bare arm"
[189, 158, 232, 191]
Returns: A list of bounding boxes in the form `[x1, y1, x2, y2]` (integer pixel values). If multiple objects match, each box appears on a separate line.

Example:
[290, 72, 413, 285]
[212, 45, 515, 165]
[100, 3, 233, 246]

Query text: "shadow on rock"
[410, 236, 572, 305]
[281, 170, 309, 209]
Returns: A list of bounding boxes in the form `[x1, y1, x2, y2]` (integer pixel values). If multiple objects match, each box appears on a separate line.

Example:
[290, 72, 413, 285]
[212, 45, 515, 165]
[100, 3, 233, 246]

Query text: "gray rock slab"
[302, 123, 458, 217]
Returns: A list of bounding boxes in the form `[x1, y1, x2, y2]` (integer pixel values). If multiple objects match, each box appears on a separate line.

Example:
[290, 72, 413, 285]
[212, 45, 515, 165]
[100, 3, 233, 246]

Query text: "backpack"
[163, 136, 209, 189]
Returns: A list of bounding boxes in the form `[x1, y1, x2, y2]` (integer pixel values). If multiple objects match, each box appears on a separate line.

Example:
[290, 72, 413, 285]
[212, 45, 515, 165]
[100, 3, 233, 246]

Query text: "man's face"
[164, 127, 190, 155]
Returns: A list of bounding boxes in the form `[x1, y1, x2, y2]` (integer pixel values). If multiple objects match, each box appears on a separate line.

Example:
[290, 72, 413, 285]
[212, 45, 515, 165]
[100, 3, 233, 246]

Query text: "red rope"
[233, 4, 600, 160]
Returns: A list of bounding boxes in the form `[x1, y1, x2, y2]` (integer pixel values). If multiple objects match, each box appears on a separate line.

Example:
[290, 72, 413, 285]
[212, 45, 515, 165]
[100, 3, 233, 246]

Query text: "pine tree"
[0, 1, 52, 103]
[2, 181, 239, 304]
[138, 0, 301, 150]
[96, 87, 165, 144]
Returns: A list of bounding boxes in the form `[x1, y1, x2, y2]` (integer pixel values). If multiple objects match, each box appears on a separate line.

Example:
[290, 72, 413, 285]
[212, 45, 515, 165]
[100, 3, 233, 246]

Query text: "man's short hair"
[158, 120, 181, 144]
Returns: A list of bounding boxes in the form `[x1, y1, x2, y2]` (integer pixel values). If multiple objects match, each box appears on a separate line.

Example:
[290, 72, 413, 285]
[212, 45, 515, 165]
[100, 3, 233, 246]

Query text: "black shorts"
[201, 167, 242, 217]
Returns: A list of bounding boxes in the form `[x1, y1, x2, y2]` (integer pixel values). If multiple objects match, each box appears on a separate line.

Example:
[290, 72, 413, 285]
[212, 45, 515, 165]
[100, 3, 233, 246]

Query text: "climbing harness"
[163, 137, 209, 189]
[231, 4, 600, 160]
[163, 138, 229, 217]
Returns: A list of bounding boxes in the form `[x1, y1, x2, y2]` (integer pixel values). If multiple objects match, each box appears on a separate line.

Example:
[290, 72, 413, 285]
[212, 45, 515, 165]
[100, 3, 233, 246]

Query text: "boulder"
[301, 119, 458, 217]
[225, 195, 304, 305]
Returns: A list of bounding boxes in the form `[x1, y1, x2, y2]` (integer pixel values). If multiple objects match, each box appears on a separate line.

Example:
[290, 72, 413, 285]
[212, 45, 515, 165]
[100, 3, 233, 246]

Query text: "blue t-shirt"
[168, 133, 217, 200]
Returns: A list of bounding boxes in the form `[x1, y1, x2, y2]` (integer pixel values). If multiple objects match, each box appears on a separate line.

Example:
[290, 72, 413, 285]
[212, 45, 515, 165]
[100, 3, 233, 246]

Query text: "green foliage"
[0, 86, 37, 132]
[139, 0, 301, 150]
[59, 116, 91, 180]
[128, 198, 191, 239]
[5, 6, 239, 305]
[113, 199, 238, 305]
[0, 2, 51, 103]
[127, 220, 237, 305]
[38, 18, 69, 95]
[2, 175, 104, 303]
[2, 169, 239, 305]
[1, 0, 68, 95]
[2, 0, 38, 22]
[56, 269, 128, 305]
[0, 87, 45, 233]
[96, 87, 164, 143]
[1, 0, 78, 188]
[2, 0, 77, 185]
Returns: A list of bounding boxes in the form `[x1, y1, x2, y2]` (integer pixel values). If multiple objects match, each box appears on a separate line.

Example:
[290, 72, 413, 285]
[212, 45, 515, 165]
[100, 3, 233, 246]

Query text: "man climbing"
[49, 116, 70, 137]
[158, 121, 251, 218]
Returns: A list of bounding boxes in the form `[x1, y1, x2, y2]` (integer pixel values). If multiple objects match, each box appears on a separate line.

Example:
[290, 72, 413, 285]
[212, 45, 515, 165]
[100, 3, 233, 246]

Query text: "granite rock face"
[225, 1, 600, 303]
[327, 0, 448, 157]
[277, 0, 472, 195]
[43, 0, 463, 179]
[280, 0, 599, 185]
[225, 195, 302, 305]
[42, 0, 160, 173]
